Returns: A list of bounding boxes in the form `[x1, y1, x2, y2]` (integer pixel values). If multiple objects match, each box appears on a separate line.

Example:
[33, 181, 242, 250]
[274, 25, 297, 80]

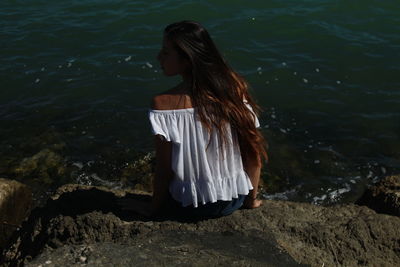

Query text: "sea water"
[1, 0, 399, 205]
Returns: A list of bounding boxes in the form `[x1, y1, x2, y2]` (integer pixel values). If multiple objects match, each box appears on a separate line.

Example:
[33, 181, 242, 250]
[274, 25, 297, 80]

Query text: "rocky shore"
[1, 176, 400, 266]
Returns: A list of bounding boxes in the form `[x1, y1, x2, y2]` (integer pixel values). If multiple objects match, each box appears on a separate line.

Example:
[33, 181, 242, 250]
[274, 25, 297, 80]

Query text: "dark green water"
[1, 0, 399, 205]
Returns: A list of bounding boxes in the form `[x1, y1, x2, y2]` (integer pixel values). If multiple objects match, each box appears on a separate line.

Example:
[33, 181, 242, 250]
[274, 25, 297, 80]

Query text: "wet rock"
[120, 152, 154, 192]
[356, 175, 400, 216]
[0, 178, 32, 251]
[13, 149, 67, 185]
[2, 184, 400, 266]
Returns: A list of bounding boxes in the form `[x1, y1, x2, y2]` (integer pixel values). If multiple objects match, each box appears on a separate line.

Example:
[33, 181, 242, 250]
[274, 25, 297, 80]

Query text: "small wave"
[263, 188, 299, 201]
[76, 172, 123, 189]
[312, 183, 351, 205]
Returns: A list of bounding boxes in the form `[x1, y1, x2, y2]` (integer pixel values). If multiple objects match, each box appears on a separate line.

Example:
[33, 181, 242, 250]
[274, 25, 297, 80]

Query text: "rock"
[2, 184, 400, 266]
[357, 175, 400, 216]
[0, 178, 32, 251]
[120, 152, 154, 192]
[25, 230, 302, 267]
[13, 149, 67, 185]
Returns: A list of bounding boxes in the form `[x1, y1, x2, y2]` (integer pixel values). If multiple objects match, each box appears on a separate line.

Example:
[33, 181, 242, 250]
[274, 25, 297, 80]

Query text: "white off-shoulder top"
[148, 104, 260, 207]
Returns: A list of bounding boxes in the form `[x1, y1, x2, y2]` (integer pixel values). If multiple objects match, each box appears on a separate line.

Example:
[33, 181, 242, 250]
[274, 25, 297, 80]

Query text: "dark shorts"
[170, 195, 246, 220]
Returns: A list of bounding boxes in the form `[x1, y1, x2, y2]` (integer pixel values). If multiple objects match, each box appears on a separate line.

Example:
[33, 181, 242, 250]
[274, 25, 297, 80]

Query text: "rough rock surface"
[357, 175, 400, 216]
[2, 184, 400, 267]
[0, 178, 32, 251]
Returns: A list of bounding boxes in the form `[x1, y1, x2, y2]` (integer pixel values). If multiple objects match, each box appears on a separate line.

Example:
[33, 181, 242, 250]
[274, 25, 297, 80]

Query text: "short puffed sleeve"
[148, 110, 175, 142]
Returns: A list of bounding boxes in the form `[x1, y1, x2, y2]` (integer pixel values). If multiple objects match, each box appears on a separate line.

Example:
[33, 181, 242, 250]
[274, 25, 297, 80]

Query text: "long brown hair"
[164, 21, 267, 162]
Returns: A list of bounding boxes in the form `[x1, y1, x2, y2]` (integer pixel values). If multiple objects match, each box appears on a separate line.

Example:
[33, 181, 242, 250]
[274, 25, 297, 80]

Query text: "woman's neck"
[177, 78, 192, 94]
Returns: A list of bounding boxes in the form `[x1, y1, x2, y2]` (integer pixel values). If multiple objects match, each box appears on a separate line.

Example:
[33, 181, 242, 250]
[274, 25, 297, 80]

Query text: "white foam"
[328, 186, 351, 201]
[72, 162, 84, 169]
[87, 160, 95, 167]
[312, 184, 351, 204]
[381, 166, 387, 174]
[312, 194, 327, 203]
[125, 56, 132, 62]
[303, 78, 308, 83]
[146, 62, 153, 68]
[77, 173, 92, 186]
[263, 188, 298, 201]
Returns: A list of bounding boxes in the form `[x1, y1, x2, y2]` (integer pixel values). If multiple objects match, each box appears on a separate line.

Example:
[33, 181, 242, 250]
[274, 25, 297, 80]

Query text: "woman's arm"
[241, 150, 263, 208]
[152, 135, 174, 214]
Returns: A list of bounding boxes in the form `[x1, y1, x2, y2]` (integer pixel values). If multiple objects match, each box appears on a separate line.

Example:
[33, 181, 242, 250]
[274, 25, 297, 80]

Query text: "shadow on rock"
[3, 181, 400, 267]
[0, 185, 153, 266]
[1, 184, 303, 267]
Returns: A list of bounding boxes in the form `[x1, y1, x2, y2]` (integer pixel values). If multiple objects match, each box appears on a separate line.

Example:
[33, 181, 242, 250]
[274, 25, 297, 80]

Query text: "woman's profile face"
[157, 38, 189, 77]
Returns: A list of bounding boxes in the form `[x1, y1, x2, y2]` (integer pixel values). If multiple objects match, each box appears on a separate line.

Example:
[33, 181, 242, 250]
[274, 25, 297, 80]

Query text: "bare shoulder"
[151, 93, 171, 110]
[151, 85, 193, 110]
[151, 87, 176, 110]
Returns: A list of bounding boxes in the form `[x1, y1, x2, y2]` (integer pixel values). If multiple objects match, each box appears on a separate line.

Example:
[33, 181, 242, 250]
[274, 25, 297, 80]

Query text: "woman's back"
[147, 20, 265, 218]
[150, 87, 255, 208]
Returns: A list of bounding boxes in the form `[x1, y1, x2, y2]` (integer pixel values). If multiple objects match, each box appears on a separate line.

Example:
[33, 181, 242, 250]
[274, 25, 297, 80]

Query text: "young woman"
[148, 21, 267, 219]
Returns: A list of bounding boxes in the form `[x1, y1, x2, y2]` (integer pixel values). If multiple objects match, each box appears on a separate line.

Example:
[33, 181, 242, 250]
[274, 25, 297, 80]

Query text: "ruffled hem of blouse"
[169, 171, 253, 208]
